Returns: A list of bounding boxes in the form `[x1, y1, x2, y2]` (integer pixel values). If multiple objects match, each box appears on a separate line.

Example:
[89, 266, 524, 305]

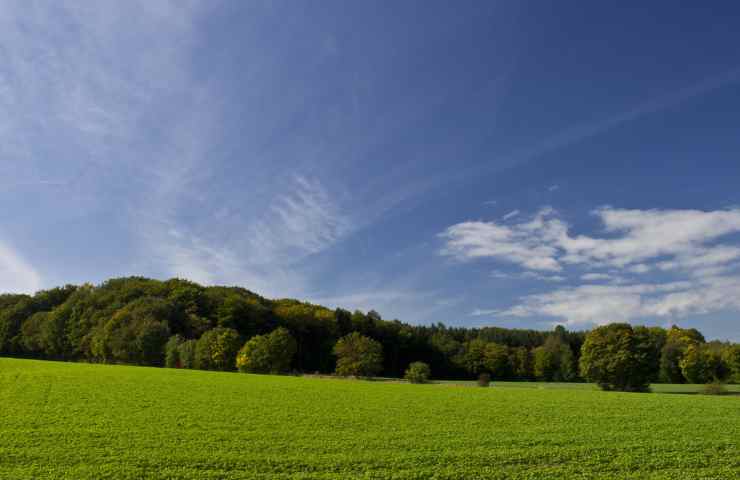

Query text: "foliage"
[579, 324, 652, 392]
[701, 380, 727, 396]
[508, 346, 532, 379]
[236, 327, 297, 374]
[659, 326, 704, 383]
[724, 344, 740, 382]
[532, 334, 576, 381]
[195, 327, 242, 371]
[404, 361, 431, 383]
[90, 297, 171, 365]
[333, 332, 383, 377]
[0, 276, 737, 387]
[679, 343, 730, 384]
[165, 335, 184, 368]
[177, 339, 197, 369]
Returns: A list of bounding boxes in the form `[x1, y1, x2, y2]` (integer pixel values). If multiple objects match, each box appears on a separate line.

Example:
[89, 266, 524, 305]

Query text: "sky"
[2, 1, 740, 340]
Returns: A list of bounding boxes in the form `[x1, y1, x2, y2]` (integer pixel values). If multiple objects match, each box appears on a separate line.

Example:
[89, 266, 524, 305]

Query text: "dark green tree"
[579, 323, 651, 392]
[533, 335, 575, 381]
[333, 332, 383, 377]
[509, 346, 532, 379]
[680, 343, 730, 384]
[236, 327, 297, 374]
[457, 338, 488, 375]
[165, 335, 185, 368]
[178, 339, 197, 369]
[659, 326, 704, 383]
[483, 342, 510, 379]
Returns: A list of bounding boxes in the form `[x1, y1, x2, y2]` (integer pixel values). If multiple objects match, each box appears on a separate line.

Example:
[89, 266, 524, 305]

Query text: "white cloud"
[442, 207, 740, 274]
[493, 270, 565, 282]
[548, 184, 560, 192]
[581, 272, 613, 281]
[502, 210, 520, 220]
[0, 241, 41, 294]
[500, 277, 740, 327]
[440, 209, 561, 272]
[447, 207, 740, 326]
[565, 207, 740, 268]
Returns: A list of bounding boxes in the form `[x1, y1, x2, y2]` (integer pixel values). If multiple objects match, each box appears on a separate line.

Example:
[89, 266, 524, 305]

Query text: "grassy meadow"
[1, 358, 738, 479]
[433, 379, 740, 394]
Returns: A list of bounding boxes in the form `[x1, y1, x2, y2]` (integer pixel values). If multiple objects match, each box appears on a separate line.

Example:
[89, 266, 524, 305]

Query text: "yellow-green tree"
[333, 332, 383, 377]
[236, 327, 297, 374]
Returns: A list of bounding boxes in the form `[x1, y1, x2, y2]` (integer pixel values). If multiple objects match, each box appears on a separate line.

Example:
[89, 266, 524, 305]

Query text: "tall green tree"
[509, 346, 532, 379]
[659, 326, 704, 383]
[333, 332, 383, 377]
[194, 327, 241, 371]
[457, 338, 488, 375]
[165, 335, 185, 368]
[579, 323, 651, 392]
[680, 343, 730, 384]
[236, 327, 297, 374]
[532, 335, 575, 381]
[483, 342, 510, 379]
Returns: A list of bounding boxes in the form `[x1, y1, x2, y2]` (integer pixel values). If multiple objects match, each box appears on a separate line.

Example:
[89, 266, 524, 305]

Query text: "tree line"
[1, 277, 739, 390]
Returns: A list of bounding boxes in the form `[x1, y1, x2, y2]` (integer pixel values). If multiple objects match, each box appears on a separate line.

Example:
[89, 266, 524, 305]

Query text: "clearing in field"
[1, 358, 738, 479]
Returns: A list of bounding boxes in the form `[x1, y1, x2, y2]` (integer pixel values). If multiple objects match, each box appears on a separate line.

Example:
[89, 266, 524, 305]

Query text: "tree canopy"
[579, 324, 652, 392]
[334, 332, 384, 377]
[0, 277, 737, 385]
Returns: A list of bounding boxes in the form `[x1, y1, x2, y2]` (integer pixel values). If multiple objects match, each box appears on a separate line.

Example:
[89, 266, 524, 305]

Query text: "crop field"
[1, 358, 738, 479]
[434, 380, 740, 394]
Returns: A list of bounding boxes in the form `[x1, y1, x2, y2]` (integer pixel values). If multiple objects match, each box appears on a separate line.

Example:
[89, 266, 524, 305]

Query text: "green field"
[1, 358, 738, 479]
[434, 380, 740, 394]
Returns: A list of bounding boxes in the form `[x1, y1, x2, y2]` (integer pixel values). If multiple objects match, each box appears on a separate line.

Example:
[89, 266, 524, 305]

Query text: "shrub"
[333, 332, 383, 377]
[404, 361, 431, 384]
[478, 373, 491, 387]
[702, 381, 727, 396]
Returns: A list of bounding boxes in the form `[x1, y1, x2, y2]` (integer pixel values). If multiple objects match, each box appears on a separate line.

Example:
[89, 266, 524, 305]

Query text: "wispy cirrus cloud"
[502, 210, 520, 221]
[140, 174, 351, 298]
[0, 1, 215, 287]
[249, 175, 352, 264]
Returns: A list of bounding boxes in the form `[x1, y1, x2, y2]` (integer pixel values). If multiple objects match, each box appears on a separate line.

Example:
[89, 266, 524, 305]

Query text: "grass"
[1, 358, 739, 479]
[434, 380, 740, 394]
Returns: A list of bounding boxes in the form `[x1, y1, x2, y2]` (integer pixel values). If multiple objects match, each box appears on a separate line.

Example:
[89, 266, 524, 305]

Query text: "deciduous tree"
[334, 332, 383, 377]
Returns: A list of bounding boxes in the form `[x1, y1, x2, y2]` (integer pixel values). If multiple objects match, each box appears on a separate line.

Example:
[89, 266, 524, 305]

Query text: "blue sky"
[2, 1, 740, 340]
